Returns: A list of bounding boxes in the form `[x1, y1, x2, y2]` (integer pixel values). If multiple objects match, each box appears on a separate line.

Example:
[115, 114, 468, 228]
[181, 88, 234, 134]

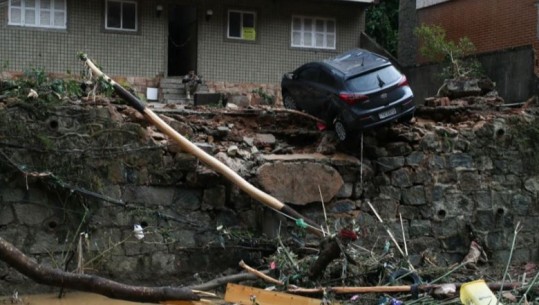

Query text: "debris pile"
[1, 68, 539, 305]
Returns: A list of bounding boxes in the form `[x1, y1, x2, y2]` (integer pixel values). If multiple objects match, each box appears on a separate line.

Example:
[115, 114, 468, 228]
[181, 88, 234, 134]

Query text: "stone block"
[379, 185, 401, 201]
[122, 186, 176, 207]
[491, 248, 530, 264]
[371, 197, 398, 219]
[377, 156, 404, 172]
[257, 162, 343, 206]
[194, 93, 222, 106]
[329, 199, 355, 214]
[419, 133, 440, 151]
[448, 153, 473, 169]
[0, 188, 25, 202]
[409, 219, 432, 237]
[402, 186, 427, 205]
[511, 193, 532, 216]
[336, 182, 354, 198]
[170, 229, 196, 248]
[431, 216, 466, 238]
[457, 169, 482, 192]
[151, 252, 176, 274]
[385, 142, 412, 156]
[172, 188, 202, 211]
[0, 205, 14, 225]
[411, 168, 430, 184]
[391, 168, 413, 188]
[398, 205, 431, 220]
[28, 231, 59, 254]
[202, 185, 227, 210]
[428, 155, 446, 170]
[405, 151, 425, 166]
[215, 208, 240, 228]
[13, 204, 54, 225]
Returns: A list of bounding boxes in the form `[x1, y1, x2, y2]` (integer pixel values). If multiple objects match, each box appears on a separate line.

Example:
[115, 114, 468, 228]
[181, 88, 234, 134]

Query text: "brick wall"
[417, 0, 539, 71]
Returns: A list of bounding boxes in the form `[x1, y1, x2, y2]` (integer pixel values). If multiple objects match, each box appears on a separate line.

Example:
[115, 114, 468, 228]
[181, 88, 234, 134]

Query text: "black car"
[281, 49, 415, 141]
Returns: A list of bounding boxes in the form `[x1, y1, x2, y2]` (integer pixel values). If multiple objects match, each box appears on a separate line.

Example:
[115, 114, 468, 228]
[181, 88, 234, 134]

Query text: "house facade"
[0, 0, 373, 99]
[398, 0, 538, 103]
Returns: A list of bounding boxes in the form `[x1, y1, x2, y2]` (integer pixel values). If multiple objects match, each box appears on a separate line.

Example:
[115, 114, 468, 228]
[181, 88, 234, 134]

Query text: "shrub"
[414, 24, 484, 79]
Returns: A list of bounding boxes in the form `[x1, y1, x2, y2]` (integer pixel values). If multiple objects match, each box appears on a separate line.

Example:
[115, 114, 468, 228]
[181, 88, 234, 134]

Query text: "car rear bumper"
[343, 97, 416, 131]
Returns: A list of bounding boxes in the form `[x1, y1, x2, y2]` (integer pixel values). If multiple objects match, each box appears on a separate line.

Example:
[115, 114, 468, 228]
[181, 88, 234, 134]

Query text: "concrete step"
[160, 83, 185, 90]
[160, 77, 184, 85]
[166, 98, 192, 104]
[162, 88, 185, 94]
[164, 93, 189, 100]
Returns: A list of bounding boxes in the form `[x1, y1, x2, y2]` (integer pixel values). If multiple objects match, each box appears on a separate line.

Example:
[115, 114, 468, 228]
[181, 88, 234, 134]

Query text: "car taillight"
[339, 93, 368, 106]
[398, 75, 409, 87]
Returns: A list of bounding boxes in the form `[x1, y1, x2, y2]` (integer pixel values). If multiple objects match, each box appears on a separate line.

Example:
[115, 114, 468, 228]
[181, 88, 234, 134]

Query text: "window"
[291, 16, 336, 50]
[8, 0, 66, 29]
[227, 10, 256, 41]
[105, 0, 137, 31]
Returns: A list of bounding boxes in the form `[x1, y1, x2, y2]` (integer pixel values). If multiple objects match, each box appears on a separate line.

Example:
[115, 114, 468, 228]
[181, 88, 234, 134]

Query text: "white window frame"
[291, 16, 336, 50]
[8, 0, 67, 29]
[416, 0, 451, 9]
[227, 9, 257, 41]
[105, 0, 138, 32]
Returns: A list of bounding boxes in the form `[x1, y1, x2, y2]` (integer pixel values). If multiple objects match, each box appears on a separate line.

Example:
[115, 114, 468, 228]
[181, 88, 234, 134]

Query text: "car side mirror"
[285, 72, 296, 80]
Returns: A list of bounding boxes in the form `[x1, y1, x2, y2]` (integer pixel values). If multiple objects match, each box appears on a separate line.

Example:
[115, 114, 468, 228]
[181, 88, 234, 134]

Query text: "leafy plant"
[251, 87, 275, 105]
[414, 24, 483, 79]
[23, 67, 48, 87]
[366, 0, 399, 56]
[97, 75, 115, 97]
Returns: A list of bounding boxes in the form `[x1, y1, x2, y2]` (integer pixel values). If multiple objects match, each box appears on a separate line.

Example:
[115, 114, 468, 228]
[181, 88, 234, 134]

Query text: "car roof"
[321, 49, 391, 79]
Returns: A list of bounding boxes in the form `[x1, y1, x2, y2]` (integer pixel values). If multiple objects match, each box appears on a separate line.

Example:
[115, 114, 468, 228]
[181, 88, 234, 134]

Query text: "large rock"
[257, 162, 343, 205]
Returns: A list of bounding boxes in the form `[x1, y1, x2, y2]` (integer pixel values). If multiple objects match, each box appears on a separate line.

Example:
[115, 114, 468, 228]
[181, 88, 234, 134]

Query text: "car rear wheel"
[283, 94, 297, 110]
[334, 119, 348, 142]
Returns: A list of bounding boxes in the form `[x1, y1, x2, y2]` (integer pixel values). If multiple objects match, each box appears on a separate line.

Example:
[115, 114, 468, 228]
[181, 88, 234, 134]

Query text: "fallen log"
[0, 236, 199, 303]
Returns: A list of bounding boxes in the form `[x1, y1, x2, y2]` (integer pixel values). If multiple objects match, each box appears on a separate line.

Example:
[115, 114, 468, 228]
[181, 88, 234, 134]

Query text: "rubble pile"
[1, 73, 539, 304]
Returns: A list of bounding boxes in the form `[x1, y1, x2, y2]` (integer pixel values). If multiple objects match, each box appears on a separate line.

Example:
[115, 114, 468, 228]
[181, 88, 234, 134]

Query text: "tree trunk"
[0, 237, 199, 303]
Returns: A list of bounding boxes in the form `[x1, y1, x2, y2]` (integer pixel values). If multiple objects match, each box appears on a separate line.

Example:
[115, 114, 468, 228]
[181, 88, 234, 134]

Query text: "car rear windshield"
[345, 65, 402, 92]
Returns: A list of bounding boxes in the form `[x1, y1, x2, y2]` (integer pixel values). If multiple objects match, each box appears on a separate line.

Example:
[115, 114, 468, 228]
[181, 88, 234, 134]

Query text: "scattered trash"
[133, 224, 144, 240]
[459, 279, 502, 305]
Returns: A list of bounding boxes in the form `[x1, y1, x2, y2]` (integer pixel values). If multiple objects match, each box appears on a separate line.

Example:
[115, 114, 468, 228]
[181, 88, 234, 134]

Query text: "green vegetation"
[251, 87, 275, 106]
[414, 24, 483, 79]
[366, 0, 399, 56]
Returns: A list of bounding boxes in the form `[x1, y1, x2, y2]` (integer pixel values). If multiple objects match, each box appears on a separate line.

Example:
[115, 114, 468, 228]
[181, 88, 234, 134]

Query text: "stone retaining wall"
[0, 104, 537, 295]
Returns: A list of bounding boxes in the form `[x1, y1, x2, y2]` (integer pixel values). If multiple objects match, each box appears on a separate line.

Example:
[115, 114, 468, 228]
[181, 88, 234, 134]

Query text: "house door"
[168, 5, 197, 77]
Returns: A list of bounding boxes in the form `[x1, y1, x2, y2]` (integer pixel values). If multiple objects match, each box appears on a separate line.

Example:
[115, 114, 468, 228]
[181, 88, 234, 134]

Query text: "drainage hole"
[437, 209, 447, 219]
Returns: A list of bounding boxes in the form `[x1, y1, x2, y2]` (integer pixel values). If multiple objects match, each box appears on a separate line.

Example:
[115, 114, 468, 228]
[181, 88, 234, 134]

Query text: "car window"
[346, 65, 402, 91]
[298, 67, 319, 82]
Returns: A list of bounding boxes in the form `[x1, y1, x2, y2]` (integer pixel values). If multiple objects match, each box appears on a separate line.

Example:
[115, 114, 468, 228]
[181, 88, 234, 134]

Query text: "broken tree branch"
[287, 282, 522, 295]
[188, 271, 270, 291]
[0, 236, 199, 303]
[79, 53, 322, 237]
[239, 260, 284, 286]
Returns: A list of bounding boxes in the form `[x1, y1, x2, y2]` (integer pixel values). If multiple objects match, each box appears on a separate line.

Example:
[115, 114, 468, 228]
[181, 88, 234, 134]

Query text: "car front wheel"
[334, 119, 348, 142]
[283, 94, 298, 110]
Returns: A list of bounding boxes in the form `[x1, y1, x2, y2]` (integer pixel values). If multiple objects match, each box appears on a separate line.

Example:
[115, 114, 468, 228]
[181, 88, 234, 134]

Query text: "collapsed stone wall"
[0, 103, 538, 295]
